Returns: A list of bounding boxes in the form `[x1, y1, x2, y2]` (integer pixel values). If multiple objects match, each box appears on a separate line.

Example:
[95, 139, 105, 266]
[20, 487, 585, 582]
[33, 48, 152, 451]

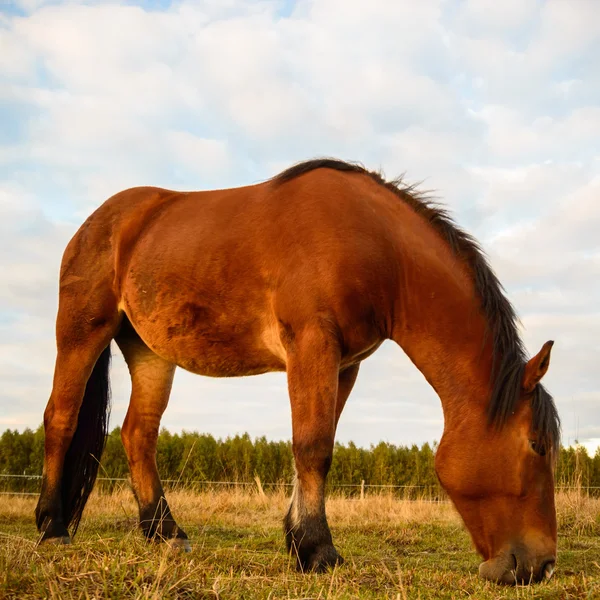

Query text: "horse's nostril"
[541, 559, 555, 581]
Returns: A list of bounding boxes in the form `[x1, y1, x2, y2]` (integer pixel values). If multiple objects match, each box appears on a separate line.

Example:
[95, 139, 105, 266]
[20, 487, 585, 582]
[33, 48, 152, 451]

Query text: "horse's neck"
[391, 240, 494, 426]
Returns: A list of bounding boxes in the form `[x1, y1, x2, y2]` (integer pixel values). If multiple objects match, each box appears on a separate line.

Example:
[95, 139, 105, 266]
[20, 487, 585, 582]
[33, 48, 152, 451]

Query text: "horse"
[35, 158, 560, 584]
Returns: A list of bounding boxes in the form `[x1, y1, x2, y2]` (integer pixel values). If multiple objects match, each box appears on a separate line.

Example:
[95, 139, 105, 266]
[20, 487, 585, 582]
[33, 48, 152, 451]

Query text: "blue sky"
[1, 0, 599, 450]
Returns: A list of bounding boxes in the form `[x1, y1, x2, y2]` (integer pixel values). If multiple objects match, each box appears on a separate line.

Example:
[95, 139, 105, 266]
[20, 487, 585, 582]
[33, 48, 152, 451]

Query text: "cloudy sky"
[1, 0, 599, 451]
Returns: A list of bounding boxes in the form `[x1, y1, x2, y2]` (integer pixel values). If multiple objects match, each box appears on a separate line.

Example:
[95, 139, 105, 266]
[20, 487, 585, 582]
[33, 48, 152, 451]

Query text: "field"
[1, 489, 600, 599]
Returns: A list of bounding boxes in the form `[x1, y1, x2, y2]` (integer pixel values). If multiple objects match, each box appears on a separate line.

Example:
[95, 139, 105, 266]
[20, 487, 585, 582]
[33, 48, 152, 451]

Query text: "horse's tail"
[62, 345, 112, 535]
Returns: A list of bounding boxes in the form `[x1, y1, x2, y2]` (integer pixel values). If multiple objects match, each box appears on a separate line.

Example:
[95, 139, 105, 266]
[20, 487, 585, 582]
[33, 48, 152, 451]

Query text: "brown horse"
[35, 158, 559, 584]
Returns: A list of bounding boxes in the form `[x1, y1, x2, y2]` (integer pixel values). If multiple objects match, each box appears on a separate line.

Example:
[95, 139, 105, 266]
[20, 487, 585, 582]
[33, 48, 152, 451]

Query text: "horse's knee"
[293, 438, 334, 477]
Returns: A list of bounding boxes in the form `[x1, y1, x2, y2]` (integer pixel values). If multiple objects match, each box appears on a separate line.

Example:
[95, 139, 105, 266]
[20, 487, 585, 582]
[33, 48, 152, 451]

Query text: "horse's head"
[435, 341, 558, 584]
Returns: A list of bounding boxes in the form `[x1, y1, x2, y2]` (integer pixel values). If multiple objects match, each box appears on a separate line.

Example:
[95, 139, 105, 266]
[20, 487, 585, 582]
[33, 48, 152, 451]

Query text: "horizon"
[2, 420, 599, 458]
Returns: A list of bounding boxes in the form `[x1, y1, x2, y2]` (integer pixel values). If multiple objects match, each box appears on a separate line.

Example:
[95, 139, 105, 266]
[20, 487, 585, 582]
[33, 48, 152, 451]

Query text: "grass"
[1, 488, 600, 599]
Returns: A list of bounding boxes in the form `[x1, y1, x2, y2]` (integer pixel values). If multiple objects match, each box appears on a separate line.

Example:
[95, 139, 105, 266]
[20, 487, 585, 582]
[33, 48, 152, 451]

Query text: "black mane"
[274, 158, 560, 452]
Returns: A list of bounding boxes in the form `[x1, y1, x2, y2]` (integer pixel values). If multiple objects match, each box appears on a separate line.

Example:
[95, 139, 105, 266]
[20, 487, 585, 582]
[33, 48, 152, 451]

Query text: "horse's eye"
[529, 440, 546, 456]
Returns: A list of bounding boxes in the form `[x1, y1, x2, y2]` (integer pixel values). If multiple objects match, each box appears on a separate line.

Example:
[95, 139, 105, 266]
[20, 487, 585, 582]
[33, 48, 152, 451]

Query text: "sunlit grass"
[1, 489, 599, 598]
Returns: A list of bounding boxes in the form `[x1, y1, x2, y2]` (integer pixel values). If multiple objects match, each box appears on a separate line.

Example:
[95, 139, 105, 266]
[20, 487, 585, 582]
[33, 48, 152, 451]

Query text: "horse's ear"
[522, 341, 554, 393]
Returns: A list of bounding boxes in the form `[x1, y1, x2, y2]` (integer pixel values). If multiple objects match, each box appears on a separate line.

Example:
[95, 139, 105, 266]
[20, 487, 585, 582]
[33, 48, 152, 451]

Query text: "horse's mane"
[273, 158, 560, 453]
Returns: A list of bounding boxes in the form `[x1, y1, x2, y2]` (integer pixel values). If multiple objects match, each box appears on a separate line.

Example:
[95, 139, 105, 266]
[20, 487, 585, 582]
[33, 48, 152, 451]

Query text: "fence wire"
[0, 473, 597, 500]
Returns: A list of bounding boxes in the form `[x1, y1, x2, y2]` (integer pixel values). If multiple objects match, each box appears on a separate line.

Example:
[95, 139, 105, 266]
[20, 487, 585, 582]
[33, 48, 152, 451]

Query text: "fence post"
[360, 480, 365, 501]
[255, 475, 266, 499]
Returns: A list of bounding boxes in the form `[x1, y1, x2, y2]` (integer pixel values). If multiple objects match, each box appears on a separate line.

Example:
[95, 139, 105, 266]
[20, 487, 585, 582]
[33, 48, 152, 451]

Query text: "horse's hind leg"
[115, 321, 189, 550]
[283, 326, 355, 572]
[36, 294, 119, 542]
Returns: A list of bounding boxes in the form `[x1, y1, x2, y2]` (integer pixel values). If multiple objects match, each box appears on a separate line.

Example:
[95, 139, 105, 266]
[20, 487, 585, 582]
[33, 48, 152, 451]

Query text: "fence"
[0, 473, 447, 500]
[1, 473, 598, 500]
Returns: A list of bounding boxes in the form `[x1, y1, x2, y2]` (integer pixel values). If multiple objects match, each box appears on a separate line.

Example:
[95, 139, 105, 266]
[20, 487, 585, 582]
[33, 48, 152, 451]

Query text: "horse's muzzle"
[479, 550, 556, 584]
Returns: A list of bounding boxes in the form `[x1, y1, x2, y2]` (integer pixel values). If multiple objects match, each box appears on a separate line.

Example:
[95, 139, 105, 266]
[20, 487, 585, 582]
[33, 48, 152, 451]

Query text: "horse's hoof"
[299, 545, 344, 573]
[39, 535, 71, 546]
[167, 537, 192, 553]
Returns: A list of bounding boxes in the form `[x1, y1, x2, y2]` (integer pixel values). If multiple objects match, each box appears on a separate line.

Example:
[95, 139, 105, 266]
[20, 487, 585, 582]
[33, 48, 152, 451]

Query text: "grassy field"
[1, 488, 600, 599]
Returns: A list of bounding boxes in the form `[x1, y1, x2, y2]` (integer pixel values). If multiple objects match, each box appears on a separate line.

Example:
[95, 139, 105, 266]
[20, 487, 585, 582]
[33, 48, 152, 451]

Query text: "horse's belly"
[123, 298, 286, 377]
[173, 337, 286, 377]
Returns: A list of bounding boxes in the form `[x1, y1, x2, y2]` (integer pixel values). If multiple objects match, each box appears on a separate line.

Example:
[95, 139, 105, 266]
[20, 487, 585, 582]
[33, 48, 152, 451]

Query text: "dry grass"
[1, 489, 600, 599]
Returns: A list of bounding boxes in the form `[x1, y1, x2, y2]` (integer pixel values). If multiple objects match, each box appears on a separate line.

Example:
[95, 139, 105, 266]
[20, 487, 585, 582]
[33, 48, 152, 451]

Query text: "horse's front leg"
[284, 326, 357, 572]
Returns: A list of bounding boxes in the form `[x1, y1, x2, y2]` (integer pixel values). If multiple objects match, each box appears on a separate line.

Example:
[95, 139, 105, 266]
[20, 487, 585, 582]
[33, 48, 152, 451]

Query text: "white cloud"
[534, 0, 600, 62]
[472, 105, 600, 163]
[0, 0, 599, 451]
[164, 131, 232, 180]
[456, 0, 538, 34]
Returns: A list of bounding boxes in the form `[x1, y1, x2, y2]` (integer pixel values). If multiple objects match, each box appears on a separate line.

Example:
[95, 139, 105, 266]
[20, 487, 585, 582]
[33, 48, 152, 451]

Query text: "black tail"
[62, 345, 112, 535]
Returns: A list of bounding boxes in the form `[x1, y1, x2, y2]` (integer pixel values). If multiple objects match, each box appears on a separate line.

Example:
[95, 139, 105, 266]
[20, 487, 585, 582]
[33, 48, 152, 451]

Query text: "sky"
[1, 0, 599, 451]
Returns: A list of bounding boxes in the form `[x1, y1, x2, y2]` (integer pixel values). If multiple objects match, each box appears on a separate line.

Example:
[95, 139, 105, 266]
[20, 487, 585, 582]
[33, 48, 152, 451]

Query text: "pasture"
[1, 488, 599, 599]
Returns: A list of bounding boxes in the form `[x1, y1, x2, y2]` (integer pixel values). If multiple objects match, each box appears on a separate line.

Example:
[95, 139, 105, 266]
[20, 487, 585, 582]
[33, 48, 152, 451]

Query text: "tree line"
[0, 426, 598, 496]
